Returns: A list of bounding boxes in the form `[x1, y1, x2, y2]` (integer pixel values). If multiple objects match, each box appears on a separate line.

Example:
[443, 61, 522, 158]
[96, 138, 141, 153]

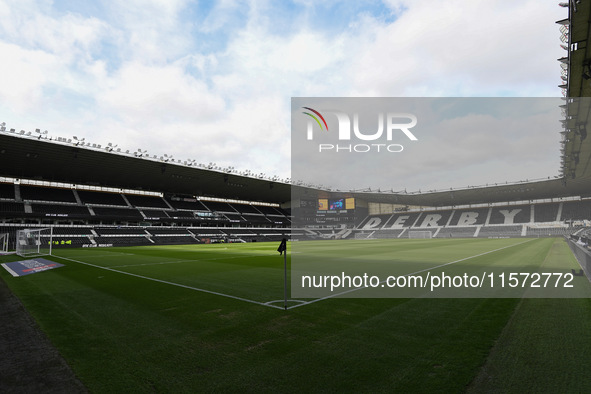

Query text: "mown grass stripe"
[53, 254, 284, 310]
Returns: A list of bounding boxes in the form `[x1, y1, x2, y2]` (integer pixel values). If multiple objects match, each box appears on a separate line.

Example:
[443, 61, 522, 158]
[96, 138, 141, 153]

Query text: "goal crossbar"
[16, 228, 53, 258]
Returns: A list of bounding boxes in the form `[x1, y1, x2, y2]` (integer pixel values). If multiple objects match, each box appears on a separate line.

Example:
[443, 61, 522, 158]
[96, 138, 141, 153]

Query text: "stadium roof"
[561, 0, 591, 97]
[2, 130, 591, 208]
[341, 177, 591, 207]
[0, 132, 292, 204]
[558, 1, 591, 185]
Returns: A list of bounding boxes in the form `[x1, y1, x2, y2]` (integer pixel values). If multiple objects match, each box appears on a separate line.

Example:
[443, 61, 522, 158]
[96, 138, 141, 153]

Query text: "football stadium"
[2, 2, 591, 393]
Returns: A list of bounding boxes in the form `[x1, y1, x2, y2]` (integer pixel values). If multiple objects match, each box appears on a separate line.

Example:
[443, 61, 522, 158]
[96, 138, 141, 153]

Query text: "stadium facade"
[1, 0, 591, 250]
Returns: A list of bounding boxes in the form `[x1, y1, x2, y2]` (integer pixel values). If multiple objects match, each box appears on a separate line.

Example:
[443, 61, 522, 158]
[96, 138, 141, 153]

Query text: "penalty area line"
[53, 255, 284, 310]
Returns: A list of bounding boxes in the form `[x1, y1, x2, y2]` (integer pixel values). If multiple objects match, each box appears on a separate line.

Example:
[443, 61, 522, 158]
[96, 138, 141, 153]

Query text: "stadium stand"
[240, 215, 273, 225]
[188, 228, 226, 237]
[231, 203, 261, 214]
[533, 202, 560, 223]
[51, 227, 93, 235]
[95, 227, 147, 236]
[94, 236, 152, 246]
[125, 194, 169, 208]
[200, 201, 236, 213]
[414, 210, 454, 228]
[387, 212, 423, 228]
[526, 226, 572, 237]
[0, 202, 25, 214]
[370, 229, 406, 239]
[488, 205, 531, 225]
[166, 210, 196, 219]
[357, 214, 392, 230]
[147, 228, 190, 235]
[140, 209, 171, 219]
[447, 208, 489, 226]
[561, 200, 591, 222]
[31, 204, 91, 217]
[0, 182, 15, 199]
[165, 198, 209, 211]
[477, 225, 523, 238]
[2, 174, 587, 247]
[224, 212, 247, 223]
[91, 207, 144, 219]
[269, 216, 291, 226]
[349, 201, 588, 240]
[436, 227, 477, 238]
[78, 190, 128, 206]
[20, 185, 77, 203]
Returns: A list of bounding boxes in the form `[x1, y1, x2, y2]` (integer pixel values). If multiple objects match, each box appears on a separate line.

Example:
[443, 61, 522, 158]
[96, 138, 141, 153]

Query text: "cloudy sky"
[0, 0, 566, 191]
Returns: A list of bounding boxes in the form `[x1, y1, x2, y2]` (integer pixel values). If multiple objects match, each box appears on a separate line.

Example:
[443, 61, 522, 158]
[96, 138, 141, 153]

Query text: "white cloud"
[349, 0, 565, 96]
[101, 0, 191, 62]
[0, 0, 568, 188]
[98, 61, 225, 122]
[0, 42, 60, 113]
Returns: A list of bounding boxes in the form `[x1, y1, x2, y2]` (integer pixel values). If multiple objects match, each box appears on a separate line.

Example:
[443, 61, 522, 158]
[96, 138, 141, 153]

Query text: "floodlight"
[34, 129, 48, 139]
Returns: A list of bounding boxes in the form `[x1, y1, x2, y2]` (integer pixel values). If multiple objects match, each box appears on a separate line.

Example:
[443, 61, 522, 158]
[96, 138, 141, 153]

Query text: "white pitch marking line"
[53, 255, 284, 310]
[287, 238, 535, 310]
[264, 299, 307, 305]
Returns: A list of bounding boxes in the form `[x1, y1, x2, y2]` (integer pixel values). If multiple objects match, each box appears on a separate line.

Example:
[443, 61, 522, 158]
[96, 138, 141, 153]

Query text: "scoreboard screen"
[329, 199, 344, 210]
[318, 198, 355, 211]
[345, 198, 355, 210]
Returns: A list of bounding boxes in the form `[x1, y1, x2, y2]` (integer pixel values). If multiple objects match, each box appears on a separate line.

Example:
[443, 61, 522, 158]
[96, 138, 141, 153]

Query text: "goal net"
[408, 230, 432, 239]
[16, 228, 53, 257]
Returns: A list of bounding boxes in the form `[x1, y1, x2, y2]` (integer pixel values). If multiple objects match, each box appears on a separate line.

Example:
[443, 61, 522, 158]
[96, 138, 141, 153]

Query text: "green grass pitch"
[1, 237, 591, 392]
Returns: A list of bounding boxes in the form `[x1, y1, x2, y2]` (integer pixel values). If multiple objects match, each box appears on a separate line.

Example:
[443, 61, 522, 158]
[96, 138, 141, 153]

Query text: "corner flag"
[277, 238, 287, 255]
[278, 238, 288, 310]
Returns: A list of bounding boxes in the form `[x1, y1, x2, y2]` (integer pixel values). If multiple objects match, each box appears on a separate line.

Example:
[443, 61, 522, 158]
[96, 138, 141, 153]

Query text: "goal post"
[0, 233, 8, 253]
[16, 228, 53, 258]
[408, 230, 432, 239]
